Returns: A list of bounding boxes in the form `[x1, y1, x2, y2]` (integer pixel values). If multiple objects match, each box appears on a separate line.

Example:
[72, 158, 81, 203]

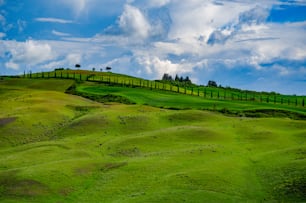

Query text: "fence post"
[274, 96, 276, 104]
[302, 98, 305, 107]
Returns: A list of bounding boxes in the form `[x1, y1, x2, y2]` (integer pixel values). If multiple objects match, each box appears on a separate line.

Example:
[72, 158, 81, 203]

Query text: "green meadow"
[0, 76, 305, 202]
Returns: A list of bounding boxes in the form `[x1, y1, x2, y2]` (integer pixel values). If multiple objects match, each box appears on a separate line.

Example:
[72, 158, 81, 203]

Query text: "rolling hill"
[0, 72, 305, 202]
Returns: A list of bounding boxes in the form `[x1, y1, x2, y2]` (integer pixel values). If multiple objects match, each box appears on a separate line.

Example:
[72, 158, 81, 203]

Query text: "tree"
[208, 80, 217, 87]
[175, 74, 179, 81]
[184, 76, 191, 84]
[106, 66, 112, 71]
[92, 67, 95, 71]
[100, 68, 103, 72]
[162, 73, 173, 81]
[75, 64, 81, 69]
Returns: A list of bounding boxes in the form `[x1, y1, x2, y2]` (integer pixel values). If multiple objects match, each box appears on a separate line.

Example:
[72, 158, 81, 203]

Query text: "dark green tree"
[208, 80, 217, 87]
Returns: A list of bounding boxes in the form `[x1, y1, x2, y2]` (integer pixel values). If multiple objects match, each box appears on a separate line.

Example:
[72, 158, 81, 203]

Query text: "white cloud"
[0, 32, 5, 38]
[42, 53, 82, 69]
[0, 0, 4, 6]
[118, 4, 151, 40]
[62, 0, 86, 16]
[168, 1, 251, 42]
[238, 5, 270, 25]
[5, 61, 19, 70]
[135, 53, 199, 78]
[4, 40, 56, 70]
[272, 64, 290, 76]
[130, 0, 170, 8]
[17, 20, 26, 32]
[52, 30, 71, 37]
[66, 53, 82, 65]
[207, 5, 270, 45]
[35, 17, 74, 24]
[144, 0, 170, 8]
[0, 13, 12, 32]
[0, 14, 6, 27]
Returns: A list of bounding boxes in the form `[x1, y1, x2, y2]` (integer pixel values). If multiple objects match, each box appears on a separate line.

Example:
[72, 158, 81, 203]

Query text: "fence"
[24, 71, 305, 108]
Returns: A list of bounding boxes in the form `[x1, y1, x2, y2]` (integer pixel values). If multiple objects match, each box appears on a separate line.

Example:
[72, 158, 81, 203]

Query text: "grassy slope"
[76, 82, 306, 117]
[0, 78, 305, 202]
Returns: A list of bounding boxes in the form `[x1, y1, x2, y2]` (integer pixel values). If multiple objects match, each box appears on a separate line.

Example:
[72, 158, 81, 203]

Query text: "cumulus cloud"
[207, 30, 232, 45]
[134, 52, 203, 78]
[238, 5, 270, 25]
[5, 61, 19, 70]
[207, 5, 270, 45]
[42, 53, 82, 69]
[35, 17, 74, 24]
[66, 53, 82, 65]
[4, 40, 55, 70]
[130, 0, 170, 8]
[119, 4, 151, 40]
[168, 1, 250, 42]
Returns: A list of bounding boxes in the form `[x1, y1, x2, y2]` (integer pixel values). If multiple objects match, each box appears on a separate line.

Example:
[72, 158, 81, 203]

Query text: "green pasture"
[75, 82, 306, 118]
[25, 70, 305, 107]
[0, 77, 305, 202]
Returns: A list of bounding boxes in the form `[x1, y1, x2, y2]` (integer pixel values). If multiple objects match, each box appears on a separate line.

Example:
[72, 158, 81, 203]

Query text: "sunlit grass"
[0, 77, 305, 202]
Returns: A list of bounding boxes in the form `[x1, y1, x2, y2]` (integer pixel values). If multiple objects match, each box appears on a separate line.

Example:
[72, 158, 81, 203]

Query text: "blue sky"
[0, 0, 306, 95]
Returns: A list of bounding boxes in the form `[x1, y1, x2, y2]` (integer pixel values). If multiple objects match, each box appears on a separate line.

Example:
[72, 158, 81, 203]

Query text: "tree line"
[161, 73, 192, 85]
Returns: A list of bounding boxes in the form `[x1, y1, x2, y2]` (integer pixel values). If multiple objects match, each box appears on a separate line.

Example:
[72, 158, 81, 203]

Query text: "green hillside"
[0, 74, 305, 202]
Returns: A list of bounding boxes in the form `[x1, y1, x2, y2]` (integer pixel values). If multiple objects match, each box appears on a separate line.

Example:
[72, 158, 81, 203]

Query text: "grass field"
[25, 70, 306, 107]
[0, 77, 305, 202]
